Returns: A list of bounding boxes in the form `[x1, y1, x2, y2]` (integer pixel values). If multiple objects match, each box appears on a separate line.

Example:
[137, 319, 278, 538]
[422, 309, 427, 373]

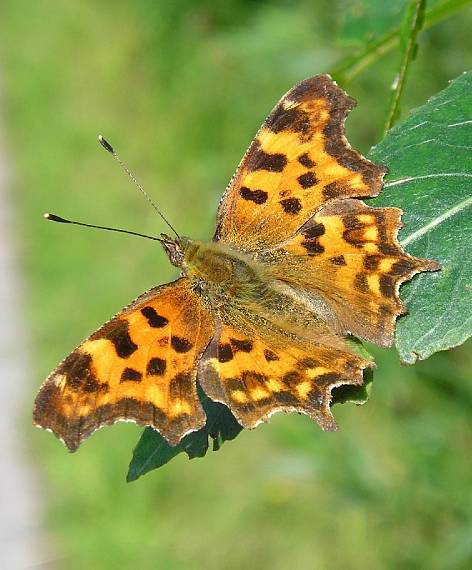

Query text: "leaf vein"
[400, 195, 472, 247]
[411, 262, 466, 349]
[385, 172, 472, 188]
[447, 119, 472, 128]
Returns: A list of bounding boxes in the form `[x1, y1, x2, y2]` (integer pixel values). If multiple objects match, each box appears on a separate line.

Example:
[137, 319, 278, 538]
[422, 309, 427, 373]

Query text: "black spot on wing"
[264, 349, 279, 362]
[298, 153, 315, 168]
[120, 367, 143, 382]
[342, 216, 367, 248]
[303, 222, 325, 239]
[379, 242, 401, 256]
[141, 306, 168, 328]
[171, 335, 193, 353]
[94, 320, 138, 359]
[298, 172, 317, 189]
[301, 240, 324, 255]
[239, 186, 268, 204]
[241, 370, 268, 385]
[230, 338, 253, 352]
[330, 255, 346, 266]
[59, 352, 108, 394]
[280, 197, 302, 215]
[300, 222, 325, 255]
[217, 343, 234, 363]
[298, 357, 320, 369]
[343, 215, 363, 231]
[265, 105, 312, 139]
[247, 146, 287, 173]
[147, 357, 166, 376]
[275, 390, 299, 406]
[314, 372, 342, 389]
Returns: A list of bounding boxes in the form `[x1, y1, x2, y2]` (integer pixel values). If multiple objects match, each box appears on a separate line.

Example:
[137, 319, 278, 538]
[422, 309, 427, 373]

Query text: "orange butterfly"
[33, 75, 439, 451]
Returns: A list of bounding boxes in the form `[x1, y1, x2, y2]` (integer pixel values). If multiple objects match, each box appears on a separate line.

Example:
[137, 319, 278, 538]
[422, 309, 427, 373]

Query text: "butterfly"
[33, 75, 439, 452]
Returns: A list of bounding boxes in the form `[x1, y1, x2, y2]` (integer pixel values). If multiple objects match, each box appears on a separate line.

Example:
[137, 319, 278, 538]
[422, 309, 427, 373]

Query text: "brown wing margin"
[33, 278, 214, 451]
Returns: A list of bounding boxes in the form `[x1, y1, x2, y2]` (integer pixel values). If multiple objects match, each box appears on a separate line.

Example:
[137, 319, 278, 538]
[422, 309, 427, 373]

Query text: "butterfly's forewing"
[199, 324, 372, 431]
[263, 199, 440, 347]
[33, 278, 214, 451]
[215, 74, 386, 251]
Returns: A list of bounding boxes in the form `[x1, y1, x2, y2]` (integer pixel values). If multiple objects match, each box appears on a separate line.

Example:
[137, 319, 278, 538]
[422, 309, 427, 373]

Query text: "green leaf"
[127, 385, 242, 481]
[369, 71, 472, 363]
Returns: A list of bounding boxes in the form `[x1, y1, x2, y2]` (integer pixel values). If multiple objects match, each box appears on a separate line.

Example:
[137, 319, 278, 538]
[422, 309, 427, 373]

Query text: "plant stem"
[331, 0, 472, 84]
[382, 0, 426, 135]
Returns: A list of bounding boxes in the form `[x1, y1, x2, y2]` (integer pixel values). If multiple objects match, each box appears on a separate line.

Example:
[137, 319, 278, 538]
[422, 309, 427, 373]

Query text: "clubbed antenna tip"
[44, 213, 69, 223]
[98, 135, 114, 154]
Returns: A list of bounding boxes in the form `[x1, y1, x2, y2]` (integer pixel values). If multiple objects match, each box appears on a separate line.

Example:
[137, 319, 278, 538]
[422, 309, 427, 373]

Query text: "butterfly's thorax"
[182, 239, 268, 300]
[181, 238, 340, 343]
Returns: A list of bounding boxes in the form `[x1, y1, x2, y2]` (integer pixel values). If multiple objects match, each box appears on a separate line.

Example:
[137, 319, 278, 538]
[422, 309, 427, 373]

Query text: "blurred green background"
[1, 1, 471, 568]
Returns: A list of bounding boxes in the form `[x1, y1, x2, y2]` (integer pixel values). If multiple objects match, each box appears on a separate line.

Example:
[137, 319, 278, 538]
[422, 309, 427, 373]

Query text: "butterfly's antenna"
[44, 213, 165, 243]
[98, 135, 181, 240]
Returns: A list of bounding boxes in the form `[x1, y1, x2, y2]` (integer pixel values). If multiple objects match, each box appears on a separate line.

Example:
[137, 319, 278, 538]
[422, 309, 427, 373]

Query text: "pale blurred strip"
[0, 74, 55, 570]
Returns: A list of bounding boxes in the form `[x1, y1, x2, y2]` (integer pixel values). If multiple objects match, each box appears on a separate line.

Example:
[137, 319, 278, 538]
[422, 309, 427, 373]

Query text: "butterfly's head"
[160, 233, 187, 267]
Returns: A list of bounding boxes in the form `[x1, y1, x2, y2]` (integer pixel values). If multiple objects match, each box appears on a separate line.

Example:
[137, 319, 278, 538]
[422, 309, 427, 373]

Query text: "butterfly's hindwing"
[199, 324, 372, 432]
[262, 199, 440, 346]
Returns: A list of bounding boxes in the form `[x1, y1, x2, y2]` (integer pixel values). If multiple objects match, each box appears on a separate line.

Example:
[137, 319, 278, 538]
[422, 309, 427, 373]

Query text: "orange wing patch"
[198, 325, 372, 431]
[215, 74, 386, 250]
[33, 278, 214, 450]
[263, 199, 440, 346]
